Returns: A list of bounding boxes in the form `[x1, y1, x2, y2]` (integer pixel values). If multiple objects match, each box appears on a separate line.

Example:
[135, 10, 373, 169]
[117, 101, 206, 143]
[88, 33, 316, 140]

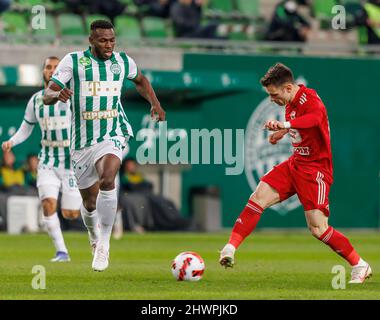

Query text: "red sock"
[318, 226, 361, 266]
[228, 200, 263, 249]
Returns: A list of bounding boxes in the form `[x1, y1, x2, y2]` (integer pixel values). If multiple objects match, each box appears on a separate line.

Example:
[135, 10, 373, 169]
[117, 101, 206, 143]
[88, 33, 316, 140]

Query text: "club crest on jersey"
[290, 111, 296, 119]
[245, 97, 301, 215]
[110, 63, 121, 75]
[79, 57, 92, 68]
[36, 96, 44, 108]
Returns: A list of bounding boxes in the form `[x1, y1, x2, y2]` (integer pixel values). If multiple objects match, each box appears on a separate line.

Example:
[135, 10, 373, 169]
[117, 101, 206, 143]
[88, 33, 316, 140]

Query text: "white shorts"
[71, 136, 126, 190]
[37, 164, 82, 210]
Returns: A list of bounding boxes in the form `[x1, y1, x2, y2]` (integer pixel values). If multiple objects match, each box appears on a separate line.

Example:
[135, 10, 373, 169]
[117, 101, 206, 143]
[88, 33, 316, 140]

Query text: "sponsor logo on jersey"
[110, 63, 121, 75]
[82, 109, 118, 120]
[40, 116, 71, 130]
[41, 139, 70, 148]
[80, 81, 122, 97]
[245, 97, 301, 215]
[294, 146, 310, 156]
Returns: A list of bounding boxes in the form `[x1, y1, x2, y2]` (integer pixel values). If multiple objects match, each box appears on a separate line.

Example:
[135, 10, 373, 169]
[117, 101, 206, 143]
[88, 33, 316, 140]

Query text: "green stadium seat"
[209, 0, 234, 12]
[141, 17, 169, 38]
[0, 12, 29, 35]
[312, 0, 338, 19]
[236, 0, 259, 16]
[58, 13, 86, 36]
[312, 0, 338, 29]
[227, 23, 255, 41]
[115, 16, 141, 40]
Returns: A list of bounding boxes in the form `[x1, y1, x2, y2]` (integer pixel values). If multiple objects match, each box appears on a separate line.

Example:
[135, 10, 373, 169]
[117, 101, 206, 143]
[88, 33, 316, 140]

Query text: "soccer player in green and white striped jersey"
[43, 20, 166, 271]
[2, 57, 82, 262]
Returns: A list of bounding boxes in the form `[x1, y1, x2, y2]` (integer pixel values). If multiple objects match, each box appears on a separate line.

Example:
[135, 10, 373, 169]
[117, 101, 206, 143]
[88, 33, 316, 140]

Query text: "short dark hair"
[43, 56, 59, 68]
[90, 20, 114, 31]
[260, 63, 294, 87]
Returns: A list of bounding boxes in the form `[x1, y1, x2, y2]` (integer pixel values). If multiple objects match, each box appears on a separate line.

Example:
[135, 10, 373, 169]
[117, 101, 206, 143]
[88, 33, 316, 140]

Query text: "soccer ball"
[171, 251, 205, 281]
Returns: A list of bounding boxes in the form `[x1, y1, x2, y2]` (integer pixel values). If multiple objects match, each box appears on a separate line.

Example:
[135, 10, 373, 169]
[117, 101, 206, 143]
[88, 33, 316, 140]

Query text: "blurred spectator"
[133, 0, 175, 18]
[351, 0, 380, 44]
[58, 0, 126, 24]
[23, 154, 38, 190]
[0, 150, 28, 230]
[170, 0, 223, 39]
[264, 0, 311, 42]
[0, 151, 25, 191]
[120, 156, 153, 193]
[0, 0, 11, 14]
[119, 157, 190, 232]
[119, 157, 154, 233]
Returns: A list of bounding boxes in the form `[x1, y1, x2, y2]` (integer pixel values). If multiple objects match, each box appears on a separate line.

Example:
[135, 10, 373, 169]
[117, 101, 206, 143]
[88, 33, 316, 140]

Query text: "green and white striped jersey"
[51, 47, 136, 151]
[24, 89, 72, 170]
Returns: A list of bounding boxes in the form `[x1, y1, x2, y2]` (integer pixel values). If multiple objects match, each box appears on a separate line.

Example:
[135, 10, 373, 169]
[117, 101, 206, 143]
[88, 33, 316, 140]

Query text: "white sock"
[354, 258, 366, 267]
[43, 213, 68, 253]
[80, 204, 99, 244]
[96, 188, 118, 251]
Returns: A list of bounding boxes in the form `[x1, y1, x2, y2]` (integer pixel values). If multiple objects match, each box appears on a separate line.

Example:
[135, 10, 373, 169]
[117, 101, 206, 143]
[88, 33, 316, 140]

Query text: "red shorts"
[261, 158, 332, 216]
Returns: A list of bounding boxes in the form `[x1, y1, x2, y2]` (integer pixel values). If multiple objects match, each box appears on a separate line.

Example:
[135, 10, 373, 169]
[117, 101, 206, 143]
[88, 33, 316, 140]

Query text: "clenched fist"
[2, 140, 13, 152]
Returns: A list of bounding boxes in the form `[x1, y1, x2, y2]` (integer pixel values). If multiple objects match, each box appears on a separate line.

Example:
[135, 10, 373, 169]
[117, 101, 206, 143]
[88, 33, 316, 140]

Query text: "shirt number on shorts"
[111, 139, 122, 150]
[69, 177, 77, 188]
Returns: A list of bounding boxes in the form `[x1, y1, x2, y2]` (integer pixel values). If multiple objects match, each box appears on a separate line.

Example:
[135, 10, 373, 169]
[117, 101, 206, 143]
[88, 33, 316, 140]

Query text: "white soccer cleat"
[219, 243, 236, 268]
[92, 244, 109, 272]
[349, 262, 372, 284]
[90, 240, 97, 256]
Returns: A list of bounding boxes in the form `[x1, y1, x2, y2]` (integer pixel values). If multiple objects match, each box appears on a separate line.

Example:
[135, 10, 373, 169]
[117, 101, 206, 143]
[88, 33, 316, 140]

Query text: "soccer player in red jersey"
[219, 63, 372, 284]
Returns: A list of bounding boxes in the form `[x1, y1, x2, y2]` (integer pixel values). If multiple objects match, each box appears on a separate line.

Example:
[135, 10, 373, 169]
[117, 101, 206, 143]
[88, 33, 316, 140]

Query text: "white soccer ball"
[171, 251, 205, 281]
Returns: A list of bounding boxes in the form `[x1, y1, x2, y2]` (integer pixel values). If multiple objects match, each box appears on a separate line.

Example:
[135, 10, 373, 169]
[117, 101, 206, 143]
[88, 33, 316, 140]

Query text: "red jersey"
[285, 84, 333, 179]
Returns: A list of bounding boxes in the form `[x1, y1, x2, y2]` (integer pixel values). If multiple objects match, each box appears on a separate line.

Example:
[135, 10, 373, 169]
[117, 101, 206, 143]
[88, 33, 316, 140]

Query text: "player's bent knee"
[309, 225, 327, 238]
[82, 199, 97, 212]
[249, 183, 280, 210]
[99, 176, 115, 191]
[62, 209, 80, 220]
[41, 198, 57, 215]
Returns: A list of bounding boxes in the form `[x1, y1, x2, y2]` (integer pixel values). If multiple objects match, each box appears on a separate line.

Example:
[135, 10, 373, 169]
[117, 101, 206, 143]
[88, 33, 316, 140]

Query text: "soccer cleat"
[91, 240, 97, 256]
[349, 262, 372, 284]
[92, 244, 109, 272]
[50, 251, 71, 262]
[219, 243, 236, 268]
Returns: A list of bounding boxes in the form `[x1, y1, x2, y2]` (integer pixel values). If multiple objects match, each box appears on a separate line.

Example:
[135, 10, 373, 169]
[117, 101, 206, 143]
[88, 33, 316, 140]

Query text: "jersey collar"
[85, 46, 115, 62]
[289, 84, 306, 108]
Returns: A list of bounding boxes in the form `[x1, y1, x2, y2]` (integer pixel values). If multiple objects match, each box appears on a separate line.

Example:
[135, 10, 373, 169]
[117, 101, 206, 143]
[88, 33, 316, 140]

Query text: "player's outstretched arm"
[132, 71, 166, 121]
[268, 129, 289, 145]
[43, 81, 73, 105]
[2, 120, 35, 152]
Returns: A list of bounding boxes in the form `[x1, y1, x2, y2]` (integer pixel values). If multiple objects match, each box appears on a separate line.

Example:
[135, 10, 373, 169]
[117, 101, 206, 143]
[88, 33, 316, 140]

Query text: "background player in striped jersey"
[219, 63, 372, 284]
[2, 57, 81, 262]
[43, 20, 166, 271]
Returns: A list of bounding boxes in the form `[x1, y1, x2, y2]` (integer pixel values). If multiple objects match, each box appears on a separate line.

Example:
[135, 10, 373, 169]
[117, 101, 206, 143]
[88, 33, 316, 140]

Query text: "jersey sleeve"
[23, 94, 38, 125]
[289, 101, 324, 129]
[126, 55, 138, 80]
[51, 53, 73, 89]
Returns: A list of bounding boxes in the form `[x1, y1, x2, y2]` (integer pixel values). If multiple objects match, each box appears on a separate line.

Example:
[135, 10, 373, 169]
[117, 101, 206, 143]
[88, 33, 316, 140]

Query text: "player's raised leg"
[219, 181, 281, 268]
[305, 210, 372, 283]
[91, 154, 121, 271]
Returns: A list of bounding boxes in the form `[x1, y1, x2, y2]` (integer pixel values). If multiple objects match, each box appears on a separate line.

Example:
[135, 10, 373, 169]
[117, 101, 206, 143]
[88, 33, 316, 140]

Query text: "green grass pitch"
[0, 231, 379, 299]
